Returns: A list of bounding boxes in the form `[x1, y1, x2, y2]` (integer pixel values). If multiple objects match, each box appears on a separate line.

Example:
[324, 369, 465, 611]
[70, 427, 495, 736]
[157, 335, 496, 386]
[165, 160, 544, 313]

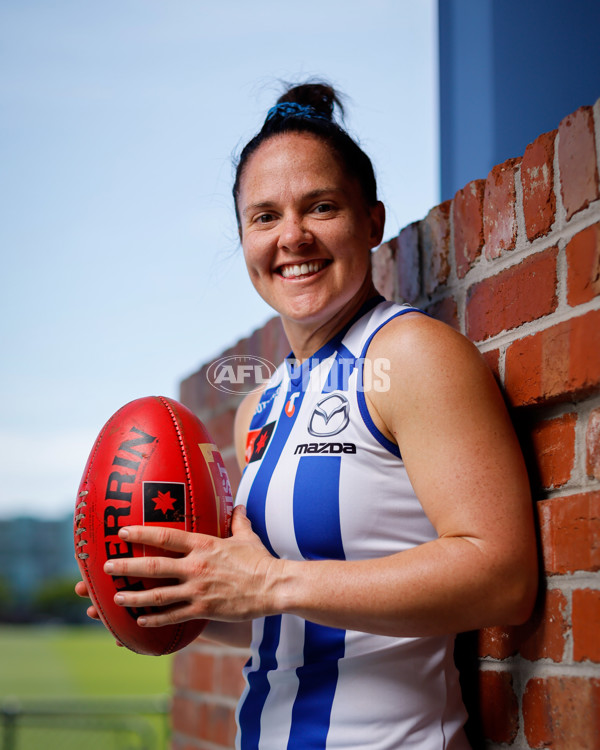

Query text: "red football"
[74, 396, 234, 655]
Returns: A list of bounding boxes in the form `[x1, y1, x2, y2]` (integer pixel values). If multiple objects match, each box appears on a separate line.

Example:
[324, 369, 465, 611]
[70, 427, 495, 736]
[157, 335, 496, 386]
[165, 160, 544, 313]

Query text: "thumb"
[231, 504, 251, 535]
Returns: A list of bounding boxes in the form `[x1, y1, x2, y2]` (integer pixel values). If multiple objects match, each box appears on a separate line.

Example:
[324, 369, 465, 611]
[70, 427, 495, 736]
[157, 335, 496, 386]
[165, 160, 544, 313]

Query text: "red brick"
[371, 240, 397, 300]
[573, 588, 600, 662]
[522, 130, 557, 241]
[223, 335, 278, 399]
[393, 223, 420, 305]
[538, 491, 600, 574]
[205, 409, 236, 452]
[424, 295, 459, 330]
[170, 739, 196, 750]
[478, 589, 568, 662]
[479, 670, 519, 744]
[256, 315, 288, 365]
[530, 412, 577, 489]
[215, 653, 248, 699]
[523, 676, 600, 749]
[478, 626, 520, 660]
[558, 105, 600, 221]
[566, 222, 600, 306]
[189, 650, 216, 693]
[518, 588, 569, 662]
[453, 179, 486, 279]
[504, 309, 600, 407]
[201, 703, 237, 746]
[180, 365, 221, 417]
[481, 348, 500, 380]
[466, 247, 558, 341]
[483, 158, 520, 259]
[421, 201, 451, 295]
[171, 695, 200, 736]
[587, 408, 600, 480]
[172, 649, 193, 690]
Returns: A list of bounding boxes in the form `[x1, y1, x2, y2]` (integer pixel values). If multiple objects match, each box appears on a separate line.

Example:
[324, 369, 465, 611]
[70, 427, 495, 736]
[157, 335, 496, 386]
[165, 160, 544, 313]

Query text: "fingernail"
[138, 617, 147, 627]
[104, 562, 114, 573]
[115, 594, 124, 604]
[119, 528, 130, 539]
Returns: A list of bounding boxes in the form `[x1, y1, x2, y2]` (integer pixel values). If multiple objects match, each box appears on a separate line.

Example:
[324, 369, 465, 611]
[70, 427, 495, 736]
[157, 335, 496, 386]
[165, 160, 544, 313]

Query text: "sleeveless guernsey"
[234, 297, 470, 750]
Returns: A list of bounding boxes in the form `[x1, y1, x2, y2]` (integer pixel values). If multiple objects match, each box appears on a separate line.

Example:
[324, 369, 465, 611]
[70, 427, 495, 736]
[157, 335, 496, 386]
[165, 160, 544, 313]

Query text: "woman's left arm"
[271, 313, 538, 635]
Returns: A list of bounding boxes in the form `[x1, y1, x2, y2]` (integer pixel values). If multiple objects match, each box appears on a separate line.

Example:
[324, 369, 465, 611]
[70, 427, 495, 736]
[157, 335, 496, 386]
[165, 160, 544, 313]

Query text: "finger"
[104, 554, 180, 580]
[114, 583, 187, 611]
[117, 525, 199, 553]
[136, 604, 200, 628]
[86, 604, 101, 620]
[231, 504, 253, 535]
[75, 580, 90, 598]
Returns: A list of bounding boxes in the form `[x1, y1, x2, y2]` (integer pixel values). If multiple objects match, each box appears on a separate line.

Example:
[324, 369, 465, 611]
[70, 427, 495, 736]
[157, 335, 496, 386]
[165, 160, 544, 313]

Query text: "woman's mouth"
[278, 260, 329, 279]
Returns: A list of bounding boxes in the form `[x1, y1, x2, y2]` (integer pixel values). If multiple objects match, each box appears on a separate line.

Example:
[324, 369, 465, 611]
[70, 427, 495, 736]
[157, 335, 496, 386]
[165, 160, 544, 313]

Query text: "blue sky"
[0, 0, 438, 519]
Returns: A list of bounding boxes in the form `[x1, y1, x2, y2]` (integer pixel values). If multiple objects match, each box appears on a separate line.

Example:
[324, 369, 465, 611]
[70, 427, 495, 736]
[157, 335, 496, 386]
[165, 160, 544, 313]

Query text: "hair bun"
[276, 82, 342, 122]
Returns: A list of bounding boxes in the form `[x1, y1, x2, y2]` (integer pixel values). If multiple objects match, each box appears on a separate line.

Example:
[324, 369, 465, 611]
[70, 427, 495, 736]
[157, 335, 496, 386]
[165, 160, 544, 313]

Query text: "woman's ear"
[368, 201, 386, 248]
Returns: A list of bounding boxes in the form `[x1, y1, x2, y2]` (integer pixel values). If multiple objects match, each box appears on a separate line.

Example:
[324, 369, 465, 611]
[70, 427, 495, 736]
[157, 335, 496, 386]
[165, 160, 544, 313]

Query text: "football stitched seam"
[156, 395, 195, 655]
[157, 396, 196, 521]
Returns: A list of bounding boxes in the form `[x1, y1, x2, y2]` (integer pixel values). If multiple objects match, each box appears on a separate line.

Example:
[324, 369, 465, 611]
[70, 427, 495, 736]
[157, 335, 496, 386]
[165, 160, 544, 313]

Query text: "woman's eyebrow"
[303, 188, 342, 200]
[242, 201, 274, 218]
[242, 188, 342, 217]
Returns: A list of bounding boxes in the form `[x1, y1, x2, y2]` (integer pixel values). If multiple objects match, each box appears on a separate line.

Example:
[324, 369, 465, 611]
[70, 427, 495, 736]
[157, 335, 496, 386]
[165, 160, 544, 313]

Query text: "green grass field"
[0, 624, 173, 698]
[0, 624, 173, 749]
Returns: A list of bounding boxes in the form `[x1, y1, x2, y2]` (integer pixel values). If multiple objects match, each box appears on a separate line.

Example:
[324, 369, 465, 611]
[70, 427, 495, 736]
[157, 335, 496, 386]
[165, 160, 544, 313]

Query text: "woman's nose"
[277, 214, 312, 251]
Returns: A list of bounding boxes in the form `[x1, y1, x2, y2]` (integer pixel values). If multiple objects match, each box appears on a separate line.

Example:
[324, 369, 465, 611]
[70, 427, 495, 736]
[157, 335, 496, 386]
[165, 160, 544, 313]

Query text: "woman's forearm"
[201, 620, 252, 648]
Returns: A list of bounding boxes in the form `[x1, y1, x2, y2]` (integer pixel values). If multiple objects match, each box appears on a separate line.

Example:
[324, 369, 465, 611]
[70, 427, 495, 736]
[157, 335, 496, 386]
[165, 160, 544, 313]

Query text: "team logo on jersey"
[284, 392, 301, 417]
[308, 393, 350, 437]
[245, 421, 276, 464]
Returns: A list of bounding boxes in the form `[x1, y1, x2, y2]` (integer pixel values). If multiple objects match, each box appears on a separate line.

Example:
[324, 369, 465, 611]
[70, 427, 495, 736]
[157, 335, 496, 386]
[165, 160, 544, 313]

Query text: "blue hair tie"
[265, 101, 330, 124]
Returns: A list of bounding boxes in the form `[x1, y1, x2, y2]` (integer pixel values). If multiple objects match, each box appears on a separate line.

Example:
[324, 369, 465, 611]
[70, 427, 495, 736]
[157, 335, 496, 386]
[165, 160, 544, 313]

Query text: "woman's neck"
[280, 280, 380, 362]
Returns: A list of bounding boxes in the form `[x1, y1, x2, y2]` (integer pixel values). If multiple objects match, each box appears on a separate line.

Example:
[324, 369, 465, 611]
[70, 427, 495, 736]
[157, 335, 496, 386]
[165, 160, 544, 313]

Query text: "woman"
[77, 82, 538, 749]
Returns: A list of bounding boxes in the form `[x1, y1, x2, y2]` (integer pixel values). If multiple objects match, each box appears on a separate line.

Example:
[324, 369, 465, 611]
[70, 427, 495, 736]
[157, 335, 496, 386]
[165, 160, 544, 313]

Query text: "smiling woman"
[77, 81, 538, 750]
[237, 131, 384, 353]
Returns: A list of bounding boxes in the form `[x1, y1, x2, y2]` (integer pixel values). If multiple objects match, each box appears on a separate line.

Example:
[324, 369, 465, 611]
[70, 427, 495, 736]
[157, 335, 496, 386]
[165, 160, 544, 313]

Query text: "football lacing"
[76, 489, 89, 560]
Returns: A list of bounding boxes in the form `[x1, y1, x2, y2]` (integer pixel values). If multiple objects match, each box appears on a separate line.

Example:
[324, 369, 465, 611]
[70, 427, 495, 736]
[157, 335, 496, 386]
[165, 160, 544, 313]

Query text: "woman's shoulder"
[364, 309, 497, 431]
[367, 309, 484, 376]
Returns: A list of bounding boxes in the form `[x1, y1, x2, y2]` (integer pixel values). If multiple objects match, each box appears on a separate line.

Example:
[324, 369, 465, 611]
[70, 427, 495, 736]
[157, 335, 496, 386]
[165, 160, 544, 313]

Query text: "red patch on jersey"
[245, 422, 275, 464]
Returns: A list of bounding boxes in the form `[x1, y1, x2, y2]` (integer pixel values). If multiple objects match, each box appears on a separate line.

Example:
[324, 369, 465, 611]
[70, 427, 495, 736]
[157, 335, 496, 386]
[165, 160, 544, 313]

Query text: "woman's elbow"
[499, 550, 539, 626]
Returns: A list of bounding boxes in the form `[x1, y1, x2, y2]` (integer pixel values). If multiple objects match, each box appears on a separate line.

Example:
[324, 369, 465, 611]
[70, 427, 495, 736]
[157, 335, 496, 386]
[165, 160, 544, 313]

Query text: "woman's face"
[237, 132, 384, 331]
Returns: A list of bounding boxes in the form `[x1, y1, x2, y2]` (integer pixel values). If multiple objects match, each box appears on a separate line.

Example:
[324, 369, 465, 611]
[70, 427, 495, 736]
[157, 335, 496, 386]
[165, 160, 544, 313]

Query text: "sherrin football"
[74, 396, 234, 655]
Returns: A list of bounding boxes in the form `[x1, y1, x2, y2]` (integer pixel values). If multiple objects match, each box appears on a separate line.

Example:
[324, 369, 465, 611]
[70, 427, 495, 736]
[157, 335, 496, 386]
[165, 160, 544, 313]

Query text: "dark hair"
[232, 82, 379, 225]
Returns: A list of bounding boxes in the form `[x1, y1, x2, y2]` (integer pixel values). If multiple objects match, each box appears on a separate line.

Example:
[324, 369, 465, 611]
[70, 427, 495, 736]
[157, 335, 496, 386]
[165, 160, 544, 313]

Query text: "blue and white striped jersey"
[234, 297, 470, 750]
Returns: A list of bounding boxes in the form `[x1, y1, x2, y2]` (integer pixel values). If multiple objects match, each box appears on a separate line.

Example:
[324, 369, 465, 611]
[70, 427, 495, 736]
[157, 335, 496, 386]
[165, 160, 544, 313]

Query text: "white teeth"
[280, 261, 325, 278]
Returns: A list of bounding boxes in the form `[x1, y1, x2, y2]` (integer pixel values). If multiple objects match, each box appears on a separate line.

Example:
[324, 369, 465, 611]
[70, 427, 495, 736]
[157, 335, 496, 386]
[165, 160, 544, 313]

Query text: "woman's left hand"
[104, 505, 279, 627]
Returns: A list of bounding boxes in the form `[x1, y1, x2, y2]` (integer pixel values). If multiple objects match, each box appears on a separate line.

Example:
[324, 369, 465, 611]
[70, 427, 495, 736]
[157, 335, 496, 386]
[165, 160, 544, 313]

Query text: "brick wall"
[173, 98, 600, 750]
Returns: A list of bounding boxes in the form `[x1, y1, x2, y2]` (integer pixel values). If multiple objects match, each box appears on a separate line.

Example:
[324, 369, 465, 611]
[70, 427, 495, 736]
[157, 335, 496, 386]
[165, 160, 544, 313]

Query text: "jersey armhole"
[356, 307, 425, 459]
